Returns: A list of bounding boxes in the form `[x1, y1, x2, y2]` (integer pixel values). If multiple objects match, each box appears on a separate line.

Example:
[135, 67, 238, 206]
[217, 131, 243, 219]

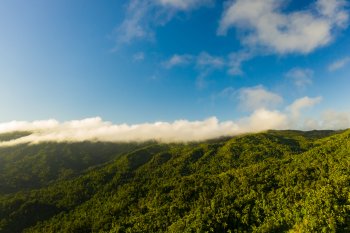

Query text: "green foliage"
[0, 131, 32, 142]
[0, 130, 349, 232]
[0, 141, 150, 194]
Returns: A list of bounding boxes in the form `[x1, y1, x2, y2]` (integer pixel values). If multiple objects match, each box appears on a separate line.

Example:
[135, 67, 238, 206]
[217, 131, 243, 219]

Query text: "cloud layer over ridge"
[1, 93, 349, 147]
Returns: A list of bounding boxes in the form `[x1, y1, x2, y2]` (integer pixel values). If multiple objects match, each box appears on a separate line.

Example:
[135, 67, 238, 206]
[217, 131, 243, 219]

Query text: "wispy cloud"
[115, 0, 153, 44]
[218, 0, 349, 54]
[133, 52, 145, 61]
[213, 87, 236, 101]
[285, 68, 314, 88]
[163, 52, 224, 69]
[227, 50, 253, 75]
[117, 0, 349, 77]
[159, 0, 213, 10]
[163, 50, 252, 88]
[162, 52, 225, 88]
[115, 0, 212, 45]
[196, 52, 225, 69]
[162, 54, 194, 68]
[287, 96, 323, 118]
[238, 85, 283, 111]
[321, 110, 350, 129]
[328, 56, 350, 71]
[195, 52, 225, 88]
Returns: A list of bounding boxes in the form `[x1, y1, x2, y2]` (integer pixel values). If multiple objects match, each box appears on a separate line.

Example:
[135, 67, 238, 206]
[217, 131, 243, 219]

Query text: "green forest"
[0, 130, 349, 232]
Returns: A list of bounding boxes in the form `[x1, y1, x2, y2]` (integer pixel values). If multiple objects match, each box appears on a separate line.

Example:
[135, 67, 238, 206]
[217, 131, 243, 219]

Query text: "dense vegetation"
[0, 130, 349, 232]
[0, 137, 150, 194]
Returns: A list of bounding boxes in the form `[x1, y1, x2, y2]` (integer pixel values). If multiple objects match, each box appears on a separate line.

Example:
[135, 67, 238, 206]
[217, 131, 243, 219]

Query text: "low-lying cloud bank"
[0, 97, 349, 147]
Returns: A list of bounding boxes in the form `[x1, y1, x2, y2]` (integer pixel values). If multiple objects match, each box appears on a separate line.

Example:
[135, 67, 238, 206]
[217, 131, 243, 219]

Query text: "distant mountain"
[0, 138, 150, 194]
[0, 130, 349, 232]
[0, 131, 32, 142]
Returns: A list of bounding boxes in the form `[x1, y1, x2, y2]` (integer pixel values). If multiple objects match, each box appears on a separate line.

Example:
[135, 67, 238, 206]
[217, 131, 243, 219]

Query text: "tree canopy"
[0, 130, 349, 232]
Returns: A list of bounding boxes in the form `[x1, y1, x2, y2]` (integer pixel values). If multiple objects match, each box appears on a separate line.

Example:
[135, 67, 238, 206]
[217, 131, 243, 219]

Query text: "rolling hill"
[0, 130, 349, 232]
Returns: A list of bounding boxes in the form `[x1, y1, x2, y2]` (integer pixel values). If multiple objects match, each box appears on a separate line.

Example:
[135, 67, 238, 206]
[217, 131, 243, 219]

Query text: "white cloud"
[0, 117, 241, 146]
[0, 113, 294, 146]
[1, 93, 349, 147]
[328, 56, 350, 71]
[316, 0, 349, 27]
[218, 0, 349, 54]
[285, 68, 314, 88]
[300, 110, 350, 130]
[320, 110, 350, 129]
[238, 108, 288, 132]
[163, 54, 194, 68]
[238, 85, 283, 111]
[287, 96, 323, 118]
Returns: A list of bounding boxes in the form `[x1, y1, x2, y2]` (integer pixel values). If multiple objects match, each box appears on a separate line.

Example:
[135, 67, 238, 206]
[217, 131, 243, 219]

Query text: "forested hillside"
[0, 130, 349, 232]
[0, 137, 150, 194]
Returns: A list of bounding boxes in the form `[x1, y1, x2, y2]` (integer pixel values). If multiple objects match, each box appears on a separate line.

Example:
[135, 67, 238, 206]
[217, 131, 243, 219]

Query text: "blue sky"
[1, 0, 350, 135]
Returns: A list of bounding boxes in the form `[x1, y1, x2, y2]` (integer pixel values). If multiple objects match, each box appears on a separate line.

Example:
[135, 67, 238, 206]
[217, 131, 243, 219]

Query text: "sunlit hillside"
[0, 130, 349, 232]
